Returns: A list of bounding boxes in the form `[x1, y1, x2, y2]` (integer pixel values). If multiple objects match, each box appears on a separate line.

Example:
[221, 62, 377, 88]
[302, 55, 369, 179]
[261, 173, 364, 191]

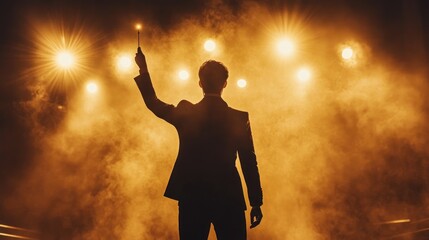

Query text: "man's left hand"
[250, 206, 263, 228]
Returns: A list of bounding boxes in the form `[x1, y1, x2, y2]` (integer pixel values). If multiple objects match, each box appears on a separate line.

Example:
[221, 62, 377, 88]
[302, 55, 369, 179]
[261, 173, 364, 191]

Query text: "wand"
[135, 24, 142, 47]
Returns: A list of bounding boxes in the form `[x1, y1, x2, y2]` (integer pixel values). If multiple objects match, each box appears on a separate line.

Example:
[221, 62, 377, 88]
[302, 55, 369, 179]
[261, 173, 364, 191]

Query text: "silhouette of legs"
[212, 207, 246, 240]
[179, 202, 211, 240]
[178, 201, 246, 240]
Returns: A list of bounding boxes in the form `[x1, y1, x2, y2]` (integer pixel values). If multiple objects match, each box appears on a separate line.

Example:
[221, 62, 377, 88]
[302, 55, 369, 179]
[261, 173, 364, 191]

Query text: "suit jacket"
[134, 72, 263, 210]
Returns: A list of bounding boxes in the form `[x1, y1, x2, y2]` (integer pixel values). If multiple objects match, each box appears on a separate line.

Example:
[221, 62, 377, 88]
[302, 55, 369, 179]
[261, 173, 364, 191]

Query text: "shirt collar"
[204, 93, 222, 97]
[200, 94, 228, 107]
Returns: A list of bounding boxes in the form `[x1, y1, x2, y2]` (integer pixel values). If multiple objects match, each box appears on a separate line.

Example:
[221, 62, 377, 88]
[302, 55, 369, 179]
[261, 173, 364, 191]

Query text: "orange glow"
[135, 24, 142, 30]
[0, 224, 36, 233]
[204, 39, 216, 52]
[296, 67, 312, 83]
[0, 224, 37, 240]
[341, 47, 354, 60]
[276, 37, 295, 57]
[55, 50, 75, 69]
[29, 19, 95, 90]
[116, 54, 133, 72]
[0, 232, 34, 240]
[178, 69, 190, 81]
[16, 6, 428, 240]
[381, 219, 411, 224]
[237, 79, 247, 88]
[86, 81, 99, 94]
[338, 41, 365, 67]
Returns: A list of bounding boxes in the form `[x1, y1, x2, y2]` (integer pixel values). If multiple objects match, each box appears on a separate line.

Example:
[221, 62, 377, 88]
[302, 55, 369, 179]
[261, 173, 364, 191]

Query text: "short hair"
[198, 60, 229, 93]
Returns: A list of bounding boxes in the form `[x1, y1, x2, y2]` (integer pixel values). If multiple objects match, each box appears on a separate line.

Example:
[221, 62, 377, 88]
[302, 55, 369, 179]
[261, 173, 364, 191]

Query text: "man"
[134, 47, 263, 239]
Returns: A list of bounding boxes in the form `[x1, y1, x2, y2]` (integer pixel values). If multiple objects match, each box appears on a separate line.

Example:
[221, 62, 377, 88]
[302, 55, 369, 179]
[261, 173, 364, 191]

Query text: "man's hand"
[250, 206, 263, 228]
[135, 47, 148, 73]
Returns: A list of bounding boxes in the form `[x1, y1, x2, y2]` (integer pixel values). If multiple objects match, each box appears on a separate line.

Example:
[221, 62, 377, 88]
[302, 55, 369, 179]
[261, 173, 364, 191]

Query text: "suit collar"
[200, 95, 228, 107]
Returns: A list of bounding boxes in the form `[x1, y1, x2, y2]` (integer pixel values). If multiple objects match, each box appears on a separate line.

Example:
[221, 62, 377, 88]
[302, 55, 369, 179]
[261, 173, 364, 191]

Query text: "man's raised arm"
[134, 47, 176, 123]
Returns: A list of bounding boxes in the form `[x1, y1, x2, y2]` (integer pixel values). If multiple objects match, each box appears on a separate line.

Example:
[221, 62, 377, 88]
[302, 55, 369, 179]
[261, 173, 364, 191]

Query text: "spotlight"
[86, 81, 99, 94]
[341, 47, 354, 60]
[30, 20, 93, 88]
[117, 54, 133, 72]
[178, 69, 190, 81]
[204, 39, 216, 52]
[276, 38, 295, 57]
[296, 67, 312, 83]
[237, 79, 247, 88]
[55, 50, 75, 69]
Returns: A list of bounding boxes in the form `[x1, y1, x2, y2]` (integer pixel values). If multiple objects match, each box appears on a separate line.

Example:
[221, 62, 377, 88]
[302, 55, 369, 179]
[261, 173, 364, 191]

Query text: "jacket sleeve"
[134, 72, 177, 124]
[237, 113, 263, 207]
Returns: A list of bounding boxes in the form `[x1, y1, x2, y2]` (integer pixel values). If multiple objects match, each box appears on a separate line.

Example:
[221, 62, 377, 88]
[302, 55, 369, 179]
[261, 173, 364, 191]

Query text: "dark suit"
[134, 72, 263, 239]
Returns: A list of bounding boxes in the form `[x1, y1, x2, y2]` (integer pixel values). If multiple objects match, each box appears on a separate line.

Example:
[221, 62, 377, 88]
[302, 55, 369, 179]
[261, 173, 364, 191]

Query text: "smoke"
[2, 1, 429, 239]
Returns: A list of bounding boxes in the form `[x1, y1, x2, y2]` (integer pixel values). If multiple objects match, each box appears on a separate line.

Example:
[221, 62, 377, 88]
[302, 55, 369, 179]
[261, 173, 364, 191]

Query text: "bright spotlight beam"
[86, 81, 99, 94]
[204, 39, 216, 52]
[237, 79, 247, 88]
[338, 42, 362, 67]
[0, 232, 35, 240]
[178, 70, 190, 81]
[0, 224, 37, 233]
[296, 67, 312, 83]
[276, 38, 295, 57]
[29, 19, 95, 90]
[341, 47, 354, 60]
[0, 224, 37, 240]
[55, 50, 75, 69]
[116, 55, 133, 72]
[379, 219, 411, 225]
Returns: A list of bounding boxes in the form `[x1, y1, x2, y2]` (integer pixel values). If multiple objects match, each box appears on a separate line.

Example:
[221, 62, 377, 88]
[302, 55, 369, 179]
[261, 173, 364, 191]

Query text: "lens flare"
[117, 55, 133, 72]
[380, 219, 411, 224]
[178, 70, 190, 81]
[338, 42, 364, 67]
[237, 79, 247, 88]
[0, 223, 37, 240]
[0, 224, 36, 233]
[204, 39, 216, 52]
[341, 47, 354, 60]
[55, 50, 75, 69]
[276, 38, 295, 57]
[296, 67, 312, 83]
[27, 19, 97, 95]
[0, 232, 35, 240]
[86, 81, 99, 94]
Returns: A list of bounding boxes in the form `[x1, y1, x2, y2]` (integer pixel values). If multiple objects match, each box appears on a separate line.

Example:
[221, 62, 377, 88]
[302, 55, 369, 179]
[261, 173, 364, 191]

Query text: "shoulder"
[228, 106, 249, 121]
[176, 100, 195, 114]
[177, 100, 194, 108]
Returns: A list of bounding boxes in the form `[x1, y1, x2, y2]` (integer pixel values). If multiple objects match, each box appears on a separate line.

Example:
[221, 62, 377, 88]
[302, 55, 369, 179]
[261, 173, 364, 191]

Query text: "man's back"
[134, 53, 263, 239]
[165, 96, 258, 210]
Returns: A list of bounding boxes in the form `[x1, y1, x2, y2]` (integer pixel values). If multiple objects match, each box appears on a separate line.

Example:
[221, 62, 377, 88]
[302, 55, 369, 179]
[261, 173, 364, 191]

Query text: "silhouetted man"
[134, 47, 263, 240]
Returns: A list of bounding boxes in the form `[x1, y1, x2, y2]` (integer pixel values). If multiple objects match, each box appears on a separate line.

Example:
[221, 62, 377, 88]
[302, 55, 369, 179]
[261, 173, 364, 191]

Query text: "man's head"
[198, 60, 228, 94]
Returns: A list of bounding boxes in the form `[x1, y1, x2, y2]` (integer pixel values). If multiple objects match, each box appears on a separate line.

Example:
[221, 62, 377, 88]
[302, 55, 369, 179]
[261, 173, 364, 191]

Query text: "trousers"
[178, 201, 246, 240]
